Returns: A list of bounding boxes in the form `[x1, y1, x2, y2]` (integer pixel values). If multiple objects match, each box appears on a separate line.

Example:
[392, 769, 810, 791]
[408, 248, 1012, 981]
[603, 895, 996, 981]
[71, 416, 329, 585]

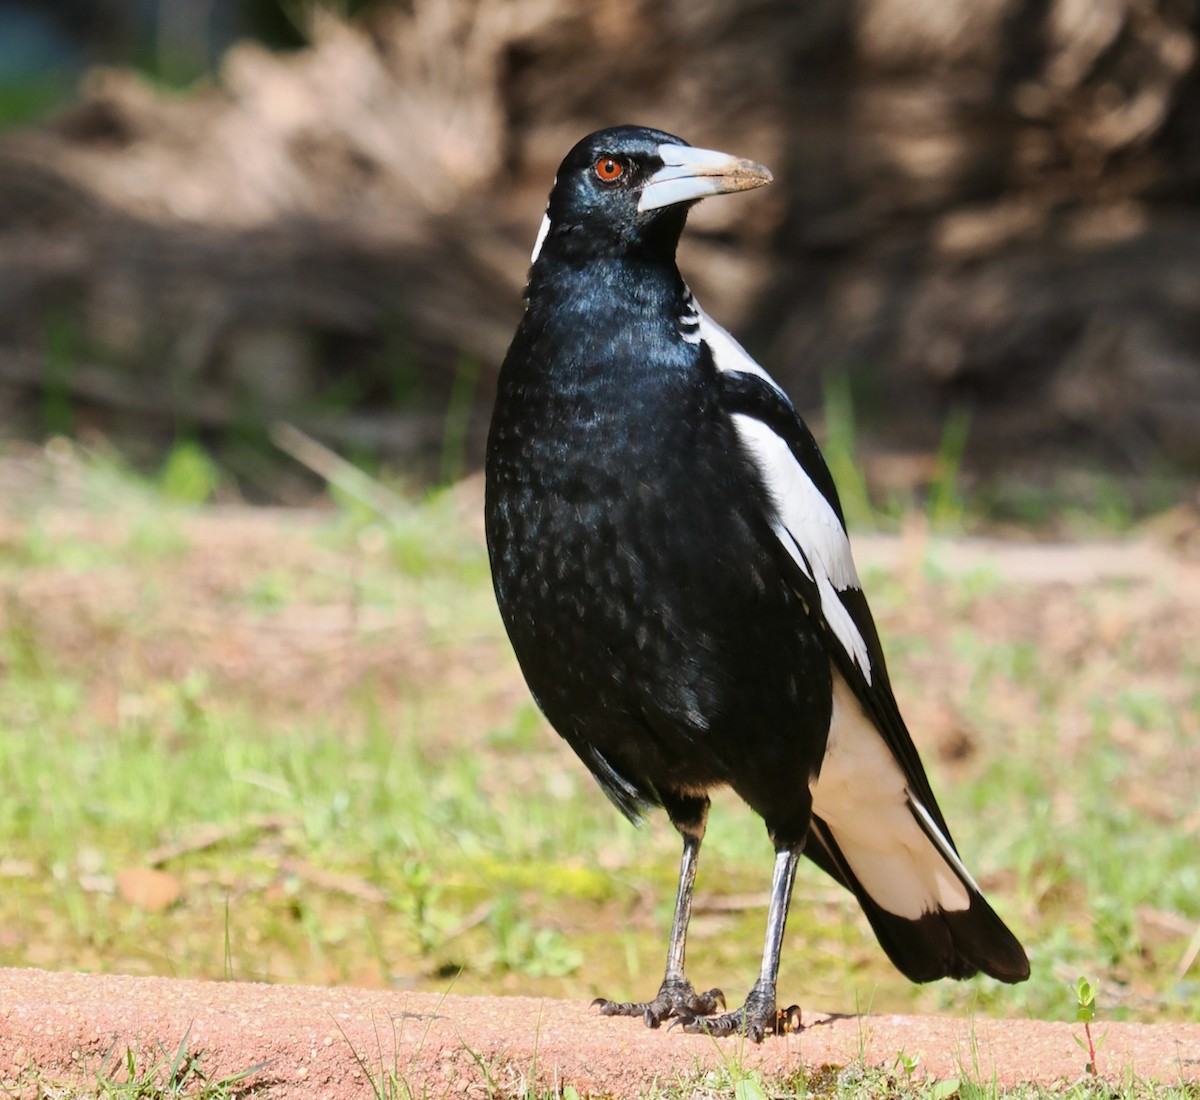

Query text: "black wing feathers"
[717, 369, 957, 844]
[717, 370, 847, 529]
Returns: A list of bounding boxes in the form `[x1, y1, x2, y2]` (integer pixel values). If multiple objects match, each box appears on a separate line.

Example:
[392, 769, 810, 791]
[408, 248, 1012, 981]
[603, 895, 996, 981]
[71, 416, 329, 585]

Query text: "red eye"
[595, 156, 624, 182]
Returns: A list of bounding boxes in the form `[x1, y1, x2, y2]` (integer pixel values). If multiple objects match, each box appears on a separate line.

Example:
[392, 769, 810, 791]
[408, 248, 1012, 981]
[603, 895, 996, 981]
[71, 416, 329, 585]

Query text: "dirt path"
[2, 969, 1197, 1097]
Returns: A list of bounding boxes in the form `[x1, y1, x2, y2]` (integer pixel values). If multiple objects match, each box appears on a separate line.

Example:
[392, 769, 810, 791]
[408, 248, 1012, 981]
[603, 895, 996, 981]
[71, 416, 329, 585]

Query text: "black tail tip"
[928, 903, 1031, 985]
[867, 898, 1031, 985]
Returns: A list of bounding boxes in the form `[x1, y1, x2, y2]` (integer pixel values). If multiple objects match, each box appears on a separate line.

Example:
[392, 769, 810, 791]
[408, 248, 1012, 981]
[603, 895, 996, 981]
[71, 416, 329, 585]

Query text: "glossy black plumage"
[485, 126, 1029, 1040]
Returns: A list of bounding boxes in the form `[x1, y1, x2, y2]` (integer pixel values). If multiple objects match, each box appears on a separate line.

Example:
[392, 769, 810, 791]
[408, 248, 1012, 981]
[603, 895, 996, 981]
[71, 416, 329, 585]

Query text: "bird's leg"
[678, 845, 801, 1042]
[593, 795, 724, 1028]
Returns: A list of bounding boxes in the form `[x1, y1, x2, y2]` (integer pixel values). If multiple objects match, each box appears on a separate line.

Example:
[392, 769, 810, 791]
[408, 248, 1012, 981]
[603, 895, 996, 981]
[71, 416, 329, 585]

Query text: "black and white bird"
[484, 126, 1030, 1041]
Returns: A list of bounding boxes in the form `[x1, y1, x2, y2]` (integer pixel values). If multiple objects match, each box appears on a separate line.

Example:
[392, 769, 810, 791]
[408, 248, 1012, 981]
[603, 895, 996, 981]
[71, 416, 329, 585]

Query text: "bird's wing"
[692, 298, 1029, 984]
[690, 296, 951, 838]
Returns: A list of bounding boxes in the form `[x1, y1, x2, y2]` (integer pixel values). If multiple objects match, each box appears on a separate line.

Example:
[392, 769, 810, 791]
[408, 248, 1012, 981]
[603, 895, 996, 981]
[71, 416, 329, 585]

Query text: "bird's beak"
[638, 144, 773, 213]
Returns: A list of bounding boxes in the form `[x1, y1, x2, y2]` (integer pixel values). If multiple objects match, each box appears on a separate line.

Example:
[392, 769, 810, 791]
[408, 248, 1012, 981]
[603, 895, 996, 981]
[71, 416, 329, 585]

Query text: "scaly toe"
[670, 981, 787, 1043]
[677, 1011, 765, 1042]
[591, 977, 725, 1028]
[592, 997, 648, 1018]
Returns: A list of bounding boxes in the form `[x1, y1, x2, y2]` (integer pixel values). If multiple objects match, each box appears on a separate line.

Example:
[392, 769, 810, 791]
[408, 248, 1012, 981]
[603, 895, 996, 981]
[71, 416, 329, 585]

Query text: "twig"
[277, 857, 390, 904]
[692, 892, 770, 913]
[146, 814, 294, 867]
[1175, 920, 1200, 982]
[439, 900, 495, 944]
[270, 420, 408, 521]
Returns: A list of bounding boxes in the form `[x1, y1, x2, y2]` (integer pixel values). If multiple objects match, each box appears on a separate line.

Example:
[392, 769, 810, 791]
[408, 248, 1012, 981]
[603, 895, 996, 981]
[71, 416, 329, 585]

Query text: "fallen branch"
[146, 814, 294, 867]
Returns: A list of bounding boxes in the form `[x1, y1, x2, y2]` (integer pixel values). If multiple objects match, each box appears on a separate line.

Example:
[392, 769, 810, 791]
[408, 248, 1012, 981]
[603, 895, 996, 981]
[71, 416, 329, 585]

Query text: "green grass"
[816, 369, 1185, 538]
[8, 1026, 264, 1099]
[784, 1068, 1200, 1100]
[0, 75, 76, 129]
[17, 1041, 1199, 1100]
[0, 441, 1196, 1097]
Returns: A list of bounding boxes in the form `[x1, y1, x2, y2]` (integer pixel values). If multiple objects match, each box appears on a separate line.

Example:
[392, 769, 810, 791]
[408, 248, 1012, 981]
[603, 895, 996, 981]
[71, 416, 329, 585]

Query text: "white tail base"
[810, 669, 971, 919]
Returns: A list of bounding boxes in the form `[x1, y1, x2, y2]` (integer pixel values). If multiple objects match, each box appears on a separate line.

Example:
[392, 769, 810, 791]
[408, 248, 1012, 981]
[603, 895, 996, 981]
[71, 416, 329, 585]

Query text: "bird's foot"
[673, 981, 800, 1043]
[592, 976, 725, 1029]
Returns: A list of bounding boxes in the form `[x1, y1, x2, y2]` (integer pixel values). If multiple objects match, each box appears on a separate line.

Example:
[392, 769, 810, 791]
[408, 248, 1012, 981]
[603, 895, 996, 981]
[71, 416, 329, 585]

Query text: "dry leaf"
[115, 868, 182, 912]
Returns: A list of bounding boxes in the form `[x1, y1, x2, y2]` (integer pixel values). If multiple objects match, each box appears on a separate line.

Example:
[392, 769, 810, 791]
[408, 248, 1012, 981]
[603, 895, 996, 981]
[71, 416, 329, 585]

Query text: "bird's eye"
[595, 156, 624, 183]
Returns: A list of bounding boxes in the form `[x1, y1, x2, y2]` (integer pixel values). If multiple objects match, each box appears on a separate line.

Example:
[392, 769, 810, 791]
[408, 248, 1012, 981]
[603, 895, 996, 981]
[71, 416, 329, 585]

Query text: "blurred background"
[0, 0, 1197, 1049]
[2, 0, 1199, 512]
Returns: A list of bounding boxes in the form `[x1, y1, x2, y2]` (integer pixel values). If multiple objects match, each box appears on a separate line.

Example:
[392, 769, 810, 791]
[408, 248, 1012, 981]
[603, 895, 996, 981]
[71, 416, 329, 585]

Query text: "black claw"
[593, 998, 638, 1017]
[669, 981, 790, 1043]
[592, 976, 722, 1028]
[685, 1013, 766, 1042]
[681, 1016, 712, 1036]
[602, 979, 797, 1042]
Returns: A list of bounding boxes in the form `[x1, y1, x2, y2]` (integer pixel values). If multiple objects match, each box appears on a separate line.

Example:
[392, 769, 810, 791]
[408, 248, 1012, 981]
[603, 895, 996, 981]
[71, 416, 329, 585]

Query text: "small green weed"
[336, 1012, 420, 1100]
[928, 407, 972, 533]
[1074, 975, 1100, 1079]
[158, 441, 222, 504]
[484, 893, 584, 978]
[0, 75, 75, 128]
[42, 309, 83, 437]
[820, 372, 874, 529]
[440, 353, 481, 484]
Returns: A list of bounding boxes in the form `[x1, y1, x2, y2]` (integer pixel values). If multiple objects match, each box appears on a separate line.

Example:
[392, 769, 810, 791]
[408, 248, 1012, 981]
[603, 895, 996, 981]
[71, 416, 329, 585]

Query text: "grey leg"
[594, 796, 725, 1027]
[678, 845, 802, 1042]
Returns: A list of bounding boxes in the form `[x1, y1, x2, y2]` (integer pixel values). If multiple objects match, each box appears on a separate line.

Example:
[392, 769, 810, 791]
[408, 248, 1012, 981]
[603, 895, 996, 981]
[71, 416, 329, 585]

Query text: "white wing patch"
[812, 669, 972, 918]
[689, 294, 873, 681]
[691, 292, 787, 397]
[732, 414, 872, 681]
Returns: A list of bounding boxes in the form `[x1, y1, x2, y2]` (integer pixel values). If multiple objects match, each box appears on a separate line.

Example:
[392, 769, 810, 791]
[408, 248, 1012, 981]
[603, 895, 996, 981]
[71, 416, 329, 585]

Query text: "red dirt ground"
[2, 968, 1198, 1097]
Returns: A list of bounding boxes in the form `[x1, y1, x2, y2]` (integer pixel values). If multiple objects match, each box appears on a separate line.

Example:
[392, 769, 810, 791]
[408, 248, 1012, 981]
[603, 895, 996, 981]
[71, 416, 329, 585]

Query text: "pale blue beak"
[638, 144, 773, 212]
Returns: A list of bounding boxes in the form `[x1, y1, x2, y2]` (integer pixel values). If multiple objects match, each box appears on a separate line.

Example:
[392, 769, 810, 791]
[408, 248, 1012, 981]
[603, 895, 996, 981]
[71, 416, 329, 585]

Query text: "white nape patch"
[731, 413, 871, 681]
[530, 211, 552, 264]
[811, 670, 971, 918]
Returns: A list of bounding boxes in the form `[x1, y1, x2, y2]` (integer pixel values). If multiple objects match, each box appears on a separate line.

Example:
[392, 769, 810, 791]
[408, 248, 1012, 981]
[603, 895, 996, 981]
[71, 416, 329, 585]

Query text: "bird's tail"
[805, 806, 1030, 983]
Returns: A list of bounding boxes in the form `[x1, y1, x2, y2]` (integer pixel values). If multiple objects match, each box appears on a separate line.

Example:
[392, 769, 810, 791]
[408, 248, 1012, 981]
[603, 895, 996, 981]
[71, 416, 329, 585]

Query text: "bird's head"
[531, 125, 773, 265]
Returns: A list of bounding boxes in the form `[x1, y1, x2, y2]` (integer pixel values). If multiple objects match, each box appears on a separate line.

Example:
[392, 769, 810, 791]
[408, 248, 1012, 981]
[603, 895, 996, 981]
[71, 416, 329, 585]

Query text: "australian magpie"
[484, 125, 1030, 1042]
